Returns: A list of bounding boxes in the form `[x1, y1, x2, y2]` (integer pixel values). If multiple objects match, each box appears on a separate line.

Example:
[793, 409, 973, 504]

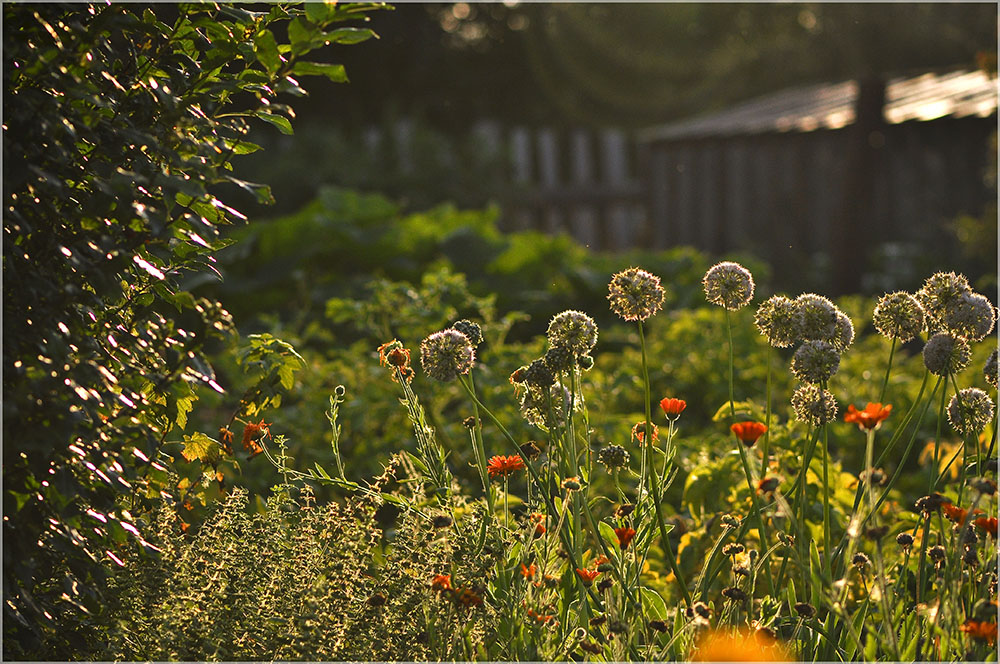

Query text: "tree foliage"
[2, 3, 383, 656]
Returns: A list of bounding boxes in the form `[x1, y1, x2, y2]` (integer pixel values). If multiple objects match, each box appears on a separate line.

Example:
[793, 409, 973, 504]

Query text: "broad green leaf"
[304, 1, 336, 24]
[253, 111, 293, 135]
[181, 432, 221, 464]
[253, 29, 282, 75]
[640, 586, 668, 620]
[223, 139, 263, 155]
[291, 61, 348, 83]
[598, 521, 620, 554]
[324, 27, 376, 44]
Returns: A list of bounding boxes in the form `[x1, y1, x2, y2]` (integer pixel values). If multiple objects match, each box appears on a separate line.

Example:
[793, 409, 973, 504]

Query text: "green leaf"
[324, 27, 376, 44]
[223, 139, 263, 155]
[640, 587, 668, 621]
[253, 29, 282, 75]
[312, 462, 331, 479]
[287, 17, 318, 55]
[291, 61, 348, 83]
[598, 521, 620, 554]
[304, 2, 335, 24]
[253, 111, 293, 135]
[181, 432, 221, 464]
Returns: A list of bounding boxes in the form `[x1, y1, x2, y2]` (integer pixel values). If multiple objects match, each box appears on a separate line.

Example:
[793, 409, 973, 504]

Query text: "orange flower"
[615, 526, 637, 549]
[660, 397, 687, 417]
[520, 563, 536, 578]
[844, 402, 892, 431]
[974, 516, 998, 538]
[961, 620, 998, 645]
[575, 568, 601, 585]
[530, 512, 547, 537]
[757, 476, 780, 494]
[692, 628, 792, 661]
[431, 574, 452, 591]
[241, 419, 271, 457]
[942, 503, 982, 523]
[526, 607, 555, 624]
[731, 421, 767, 447]
[454, 587, 484, 608]
[631, 421, 659, 446]
[487, 454, 525, 479]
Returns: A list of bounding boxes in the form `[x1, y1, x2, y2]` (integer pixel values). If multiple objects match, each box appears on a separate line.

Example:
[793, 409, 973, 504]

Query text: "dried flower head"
[755, 295, 800, 348]
[562, 476, 582, 491]
[917, 271, 972, 330]
[844, 402, 892, 431]
[703, 261, 755, 310]
[914, 492, 950, 513]
[943, 292, 996, 342]
[985, 349, 998, 389]
[420, 328, 475, 381]
[948, 387, 995, 437]
[757, 476, 780, 494]
[546, 310, 598, 356]
[720, 514, 741, 529]
[794, 602, 816, 619]
[851, 552, 871, 569]
[722, 543, 745, 557]
[895, 532, 914, 549]
[608, 267, 666, 321]
[721, 586, 748, 602]
[928, 544, 946, 563]
[922, 332, 971, 376]
[794, 294, 839, 342]
[831, 311, 855, 351]
[791, 340, 841, 384]
[597, 444, 630, 471]
[523, 358, 555, 388]
[872, 291, 925, 343]
[451, 319, 483, 346]
[544, 345, 575, 373]
[791, 384, 839, 426]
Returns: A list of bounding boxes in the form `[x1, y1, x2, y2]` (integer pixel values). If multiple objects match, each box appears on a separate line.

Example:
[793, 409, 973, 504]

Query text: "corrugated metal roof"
[638, 70, 998, 143]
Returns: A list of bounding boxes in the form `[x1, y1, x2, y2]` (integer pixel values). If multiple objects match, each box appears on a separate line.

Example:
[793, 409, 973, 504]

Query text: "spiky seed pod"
[943, 292, 996, 342]
[703, 261, 755, 310]
[896, 532, 914, 549]
[948, 387, 995, 437]
[523, 358, 555, 388]
[985, 350, 998, 389]
[922, 332, 971, 376]
[451, 319, 483, 347]
[597, 444, 630, 471]
[917, 271, 972, 331]
[794, 293, 838, 342]
[722, 543, 745, 556]
[872, 291, 925, 343]
[607, 267, 666, 321]
[791, 384, 839, 426]
[831, 311, 855, 351]
[546, 310, 598, 356]
[791, 340, 841, 384]
[544, 345, 575, 373]
[928, 545, 946, 563]
[794, 602, 816, 619]
[851, 552, 871, 569]
[755, 295, 800, 348]
[420, 328, 475, 381]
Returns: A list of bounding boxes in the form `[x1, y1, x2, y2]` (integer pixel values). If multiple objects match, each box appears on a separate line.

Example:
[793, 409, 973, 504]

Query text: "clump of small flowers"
[985, 349, 998, 389]
[791, 384, 839, 425]
[420, 328, 475, 381]
[794, 293, 839, 342]
[607, 267, 666, 321]
[917, 271, 971, 330]
[942, 292, 995, 342]
[790, 340, 840, 384]
[703, 261, 755, 310]
[922, 332, 971, 376]
[451, 319, 483, 346]
[546, 310, 598, 356]
[597, 444, 630, 471]
[754, 295, 799, 348]
[844, 402, 892, 431]
[948, 387, 995, 437]
[872, 291, 925, 343]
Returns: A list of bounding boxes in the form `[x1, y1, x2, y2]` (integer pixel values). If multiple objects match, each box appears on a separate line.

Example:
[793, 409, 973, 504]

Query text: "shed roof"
[638, 70, 998, 143]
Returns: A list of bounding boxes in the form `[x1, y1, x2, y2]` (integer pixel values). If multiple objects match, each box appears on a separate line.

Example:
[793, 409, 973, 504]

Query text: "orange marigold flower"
[530, 512, 547, 537]
[731, 421, 767, 447]
[660, 397, 687, 417]
[615, 527, 637, 549]
[431, 574, 452, 591]
[961, 620, 998, 645]
[561, 476, 581, 491]
[974, 516, 998, 538]
[575, 568, 601, 585]
[942, 503, 982, 523]
[692, 628, 792, 661]
[631, 421, 659, 446]
[844, 402, 892, 431]
[520, 563, 536, 578]
[527, 607, 555, 624]
[241, 419, 271, 457]
[486, 454, 525, 479]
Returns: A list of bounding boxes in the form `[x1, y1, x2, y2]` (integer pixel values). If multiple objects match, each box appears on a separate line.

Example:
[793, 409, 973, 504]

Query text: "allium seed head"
[608, 267, 666, 321]
[922, 332, 971, 376]
[791, 340, 841, 384]
[985, 349, 998, 389]
[917, 271, 971, 331]
[943, 292, 996, 342]
[451, 319, 483, 346]
[831, 311, 855, 351]
[948, 388, 995, 437]
[794, 294, 839, 342]
[524, 358, 555, 388]
[420, 328, 475, 381]
[544, 345, 575, 373]
[791, 384, 839, 426]
[546, 310, 598, 356]
[597, 444, 630, 471]
[872, 291, 925, 342]
[755, 295, 799, 348]
[703, 261, 755, 310]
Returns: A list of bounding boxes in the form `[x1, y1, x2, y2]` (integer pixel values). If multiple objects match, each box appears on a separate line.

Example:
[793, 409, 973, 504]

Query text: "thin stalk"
[927, 375, 949, 491]
[878, 337, 897, 404]
[762, 345, 773, 472]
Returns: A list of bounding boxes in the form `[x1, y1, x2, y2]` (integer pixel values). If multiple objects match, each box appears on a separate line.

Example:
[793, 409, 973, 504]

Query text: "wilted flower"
[631, 421, 659, 446]
[757, 476, 780, 494]
[914, 492, 951, 513]
[922, 332, 971, 376]
[597, 444, 630, 471]
[546, 310, 598, 356]
[948, 387, 995, 437]
[615, 527, 637, 549]
[608, 267, 666, 321]
[754, 295, 800, 348]
[486, 454, 525, 479]
[793, 602, 816, 619]
[851, 552, 871, 569]
[942, 503, 977, 524]
[943, 292, 995, 342]
[928, 545, 946, 563]
[917, 271, 972, 330]
[562, 476, 582, 491]
[791, 340, 841, 384]
[703, 261, 755, 310]
[722, 543, 745, 556]
[241, 419, 271, 457]
[985, 349, 998, 389]
[731, 421, 767, 446]
[844, 402, 892, 431]
[721, 586, 748, 602]
[872, 291, 925, 343]
[794, 294, 839, 342]
[791, 384, 838, 426]
[420, 328, 475, 381]
[660, 397, 687, 418]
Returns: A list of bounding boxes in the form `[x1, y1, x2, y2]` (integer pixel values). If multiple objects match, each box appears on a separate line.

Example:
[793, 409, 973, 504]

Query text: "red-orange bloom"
[241, 419, 271, 457]
[660, 397, 687, 417]
[615, 527, 637, 549]
[942, 503, 982, 523]
[487, 454, 525, 479]
[844, 403, 892, 431]
[631, 422, 659, 446]
[455, 587, 484, 608]
[526, 607, 555, 624]
[575, 568, 601, 585]
[974, 516, 998, 538]
[431, 574, 452, 591]
[531, 512, 547, 537]
[731, 421, 767, 447]
[520, 563, 536, 578]
[960, 620, 998, 645]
